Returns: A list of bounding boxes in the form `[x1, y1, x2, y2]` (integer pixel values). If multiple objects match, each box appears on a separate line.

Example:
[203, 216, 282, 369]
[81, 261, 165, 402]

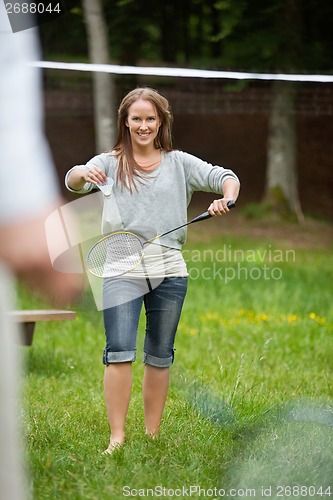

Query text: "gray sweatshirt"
[65, 150, 239, 250]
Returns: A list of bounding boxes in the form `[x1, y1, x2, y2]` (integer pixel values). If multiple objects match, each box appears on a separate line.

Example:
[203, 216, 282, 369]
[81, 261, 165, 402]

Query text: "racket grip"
[227, 200, 236, 209]
[190, 200, 236, 224]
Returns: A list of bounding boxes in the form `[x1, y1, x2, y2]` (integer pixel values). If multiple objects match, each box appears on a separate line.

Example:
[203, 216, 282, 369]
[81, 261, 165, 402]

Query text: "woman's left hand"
[207, 198, 234, 216]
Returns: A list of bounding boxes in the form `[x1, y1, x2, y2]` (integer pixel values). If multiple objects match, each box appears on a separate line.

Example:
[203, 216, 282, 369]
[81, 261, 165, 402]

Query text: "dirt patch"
[187, 197, 333, 250]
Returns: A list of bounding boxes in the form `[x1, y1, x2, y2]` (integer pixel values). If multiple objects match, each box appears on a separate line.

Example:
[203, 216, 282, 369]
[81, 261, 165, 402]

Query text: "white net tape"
[29, 60, 333, 83]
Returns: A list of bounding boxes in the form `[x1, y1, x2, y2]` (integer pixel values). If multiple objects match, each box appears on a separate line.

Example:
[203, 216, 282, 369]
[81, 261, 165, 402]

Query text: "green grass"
[17, 233, 333, 499]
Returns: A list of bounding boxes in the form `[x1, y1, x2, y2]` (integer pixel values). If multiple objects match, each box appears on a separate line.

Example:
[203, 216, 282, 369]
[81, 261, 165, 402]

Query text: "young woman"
[65, 87, 240, 454]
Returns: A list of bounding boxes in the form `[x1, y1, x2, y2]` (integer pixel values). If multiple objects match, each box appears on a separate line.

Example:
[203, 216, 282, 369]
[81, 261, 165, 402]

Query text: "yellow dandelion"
[309, 312, 327, 325]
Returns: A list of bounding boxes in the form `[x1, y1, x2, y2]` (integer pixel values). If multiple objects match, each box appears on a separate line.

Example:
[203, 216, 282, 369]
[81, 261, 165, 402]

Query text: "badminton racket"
[86, 200, 236, 278]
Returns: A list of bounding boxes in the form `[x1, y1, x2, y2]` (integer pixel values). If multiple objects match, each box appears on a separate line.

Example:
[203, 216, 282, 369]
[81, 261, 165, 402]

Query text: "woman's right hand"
[83, 166, 107, 185]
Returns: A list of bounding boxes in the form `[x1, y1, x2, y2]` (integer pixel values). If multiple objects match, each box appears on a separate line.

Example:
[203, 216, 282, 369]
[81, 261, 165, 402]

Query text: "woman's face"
[125, 99, 160, 149]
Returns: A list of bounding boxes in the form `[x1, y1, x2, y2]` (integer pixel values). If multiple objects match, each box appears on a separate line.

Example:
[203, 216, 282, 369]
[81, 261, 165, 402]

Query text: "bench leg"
[21, 322, 35, 346]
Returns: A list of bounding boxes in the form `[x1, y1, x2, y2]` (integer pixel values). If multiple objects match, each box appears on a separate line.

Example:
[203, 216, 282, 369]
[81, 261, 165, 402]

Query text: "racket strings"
[87, 232, 144, 277]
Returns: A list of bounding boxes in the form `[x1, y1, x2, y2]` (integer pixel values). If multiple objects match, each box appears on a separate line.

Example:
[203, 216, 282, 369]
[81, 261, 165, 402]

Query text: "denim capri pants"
[102, 277, 188, 368]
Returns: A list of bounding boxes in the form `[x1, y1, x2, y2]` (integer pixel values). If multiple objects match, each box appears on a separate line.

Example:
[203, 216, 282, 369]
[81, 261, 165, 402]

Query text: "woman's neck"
[133, 146, 162, 171]
[132, 142, 157, 157]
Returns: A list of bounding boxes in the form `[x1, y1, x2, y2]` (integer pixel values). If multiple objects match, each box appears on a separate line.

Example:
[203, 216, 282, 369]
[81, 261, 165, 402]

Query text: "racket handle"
[190, 200, 236, 224]
[227, 200, 236, 209]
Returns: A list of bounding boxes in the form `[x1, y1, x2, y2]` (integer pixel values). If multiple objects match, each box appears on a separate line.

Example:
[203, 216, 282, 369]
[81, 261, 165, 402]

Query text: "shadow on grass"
[174, 372, 333, 495]
[222, 400, 333, 496]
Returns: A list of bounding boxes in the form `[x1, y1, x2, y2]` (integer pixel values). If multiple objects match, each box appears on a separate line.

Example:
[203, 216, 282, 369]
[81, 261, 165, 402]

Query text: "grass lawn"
[17, 219, 332, 499]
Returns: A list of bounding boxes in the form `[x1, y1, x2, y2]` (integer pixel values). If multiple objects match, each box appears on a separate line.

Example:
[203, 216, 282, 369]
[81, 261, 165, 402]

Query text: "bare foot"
[102, 439, 124, 455]
[102, 442, 123, 455]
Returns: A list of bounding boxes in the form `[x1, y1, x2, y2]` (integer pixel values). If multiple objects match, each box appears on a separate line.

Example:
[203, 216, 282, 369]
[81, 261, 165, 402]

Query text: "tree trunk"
[82, 0, 116, 152]
[264, 80, 304, 222]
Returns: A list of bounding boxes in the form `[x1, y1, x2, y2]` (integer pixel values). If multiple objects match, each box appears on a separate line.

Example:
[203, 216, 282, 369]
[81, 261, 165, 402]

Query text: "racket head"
[86, 231, 144, 278]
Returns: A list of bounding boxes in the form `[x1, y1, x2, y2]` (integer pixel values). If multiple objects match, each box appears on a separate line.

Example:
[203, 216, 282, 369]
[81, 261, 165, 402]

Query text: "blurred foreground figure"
[0, 5, 82, 499]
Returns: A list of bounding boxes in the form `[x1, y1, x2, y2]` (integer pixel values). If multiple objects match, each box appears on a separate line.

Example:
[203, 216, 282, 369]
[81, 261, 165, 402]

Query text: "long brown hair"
[112, 87, 173, 192]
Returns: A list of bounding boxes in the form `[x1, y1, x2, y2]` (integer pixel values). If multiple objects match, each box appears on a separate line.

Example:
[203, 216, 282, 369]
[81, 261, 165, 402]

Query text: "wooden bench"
[9, 310, 76, 345]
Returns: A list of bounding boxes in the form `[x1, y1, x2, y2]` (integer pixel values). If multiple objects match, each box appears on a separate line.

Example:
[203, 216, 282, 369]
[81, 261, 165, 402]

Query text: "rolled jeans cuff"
[143, 351, 174, 368]
[103, 348, 136, 365]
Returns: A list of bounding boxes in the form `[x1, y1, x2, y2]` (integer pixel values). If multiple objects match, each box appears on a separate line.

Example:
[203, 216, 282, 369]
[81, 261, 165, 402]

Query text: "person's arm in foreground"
[0, 15, 82, 304]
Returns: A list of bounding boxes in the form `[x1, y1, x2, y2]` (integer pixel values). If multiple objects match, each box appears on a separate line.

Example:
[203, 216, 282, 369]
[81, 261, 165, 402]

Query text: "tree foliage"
[39, 0, 333, 74]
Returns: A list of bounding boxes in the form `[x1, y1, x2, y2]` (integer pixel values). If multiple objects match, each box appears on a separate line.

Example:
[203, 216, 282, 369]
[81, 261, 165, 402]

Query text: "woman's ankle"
[145, 427, 159, 439]
[109, 433, 125, 445]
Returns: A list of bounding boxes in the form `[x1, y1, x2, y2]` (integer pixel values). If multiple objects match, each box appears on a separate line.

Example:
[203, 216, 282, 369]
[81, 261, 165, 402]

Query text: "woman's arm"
[208, 178, 240, 216]
[222, 177, 240, 201]
[66, 167, 89, 191]
[66, 166, 107, 191]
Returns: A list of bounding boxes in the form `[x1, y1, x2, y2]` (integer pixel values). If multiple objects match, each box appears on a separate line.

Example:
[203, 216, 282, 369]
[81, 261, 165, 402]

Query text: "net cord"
[28, 60, 333, 83]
